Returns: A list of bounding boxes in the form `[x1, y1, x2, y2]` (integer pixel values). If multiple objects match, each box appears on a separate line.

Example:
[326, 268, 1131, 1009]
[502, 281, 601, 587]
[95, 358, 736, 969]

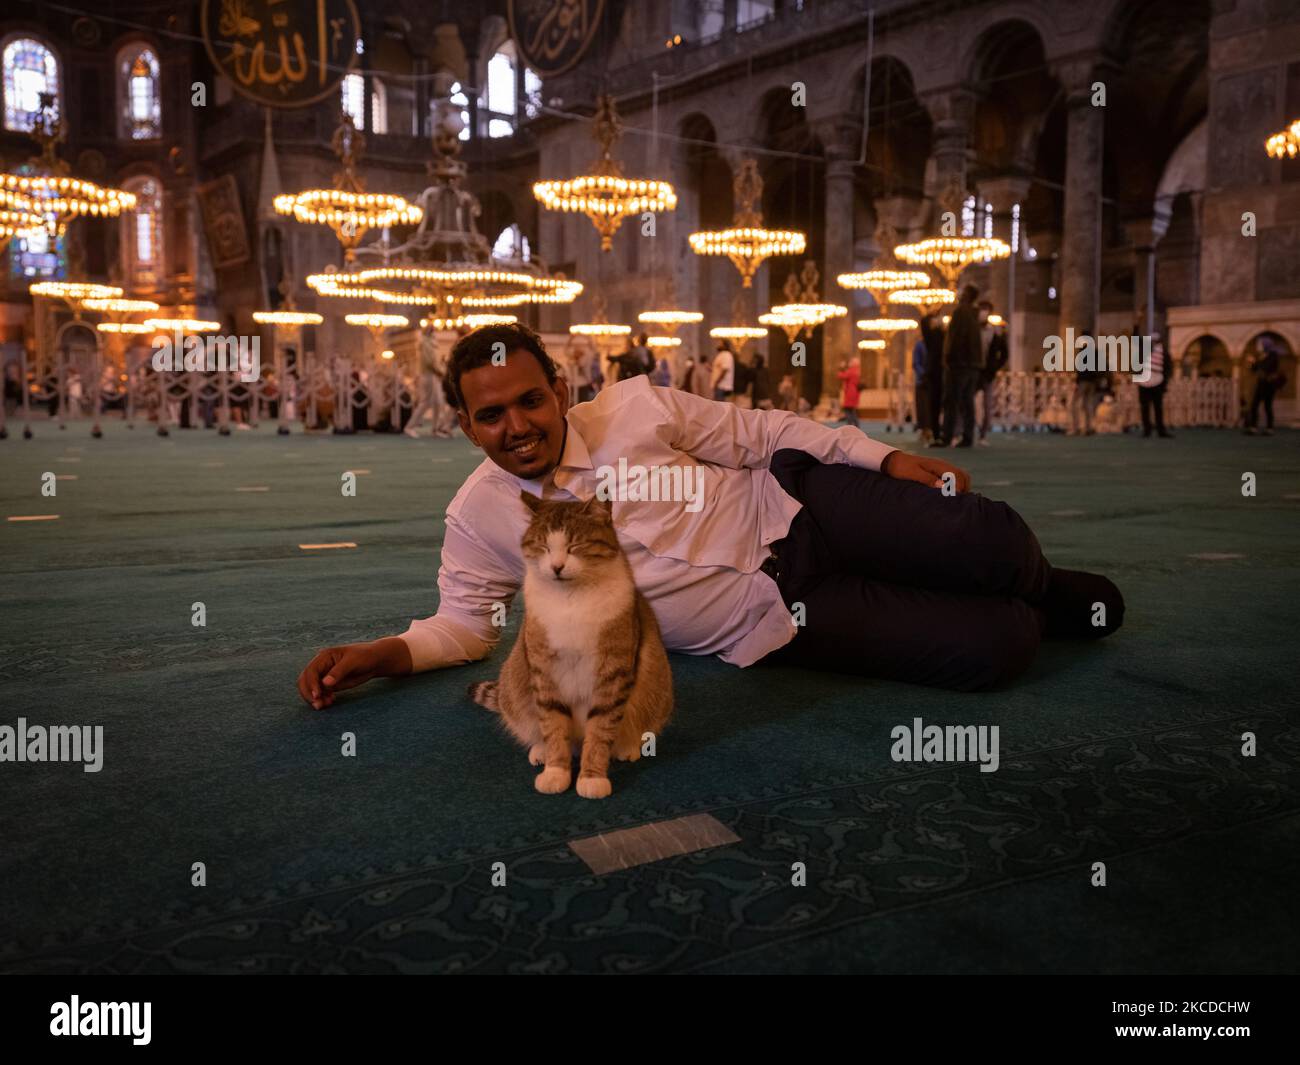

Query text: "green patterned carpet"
[1, 420, 1297, 973]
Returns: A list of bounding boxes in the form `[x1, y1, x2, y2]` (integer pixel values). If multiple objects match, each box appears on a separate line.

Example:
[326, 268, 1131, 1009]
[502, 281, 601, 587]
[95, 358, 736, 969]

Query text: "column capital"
[919, 86, 977, 129]
[1050, 53, 1121, 104]
[1123, 212, 1170, 252]
[974, 173, 1033, 214]
[813, 114, 862, 162]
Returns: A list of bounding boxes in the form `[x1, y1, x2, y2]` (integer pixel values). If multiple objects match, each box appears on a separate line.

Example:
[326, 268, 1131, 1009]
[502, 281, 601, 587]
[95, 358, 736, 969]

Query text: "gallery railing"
[883, 370, 1239, 433]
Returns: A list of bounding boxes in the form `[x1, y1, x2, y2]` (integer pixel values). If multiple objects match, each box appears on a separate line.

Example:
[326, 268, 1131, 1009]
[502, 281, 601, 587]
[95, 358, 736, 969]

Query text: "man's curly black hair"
[446, 323, 560, 410]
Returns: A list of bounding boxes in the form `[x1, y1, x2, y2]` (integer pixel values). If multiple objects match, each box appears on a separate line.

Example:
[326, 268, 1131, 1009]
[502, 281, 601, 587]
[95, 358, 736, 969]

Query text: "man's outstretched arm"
[296, 510, 516, 709]
[645, 381, 970, 492]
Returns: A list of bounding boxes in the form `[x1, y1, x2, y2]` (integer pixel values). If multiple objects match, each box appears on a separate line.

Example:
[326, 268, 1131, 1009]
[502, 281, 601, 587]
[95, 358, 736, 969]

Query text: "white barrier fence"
[0, 350, 453, 438]
[883, 370, 1239, 432]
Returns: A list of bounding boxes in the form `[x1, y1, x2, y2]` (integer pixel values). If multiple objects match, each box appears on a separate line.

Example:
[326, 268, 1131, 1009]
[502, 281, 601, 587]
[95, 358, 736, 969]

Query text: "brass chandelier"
[275, 113, 421, 263]
[689, 157, 805, 287]
[533, 94, 676, 251]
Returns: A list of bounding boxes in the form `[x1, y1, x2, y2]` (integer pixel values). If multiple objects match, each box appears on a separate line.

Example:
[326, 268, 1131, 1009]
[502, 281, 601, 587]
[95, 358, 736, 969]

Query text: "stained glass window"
[122, 177, 163, 290]
[3, 37, 59, 133]
[119, 46, 160, 140]
[8, 225, 64, 282]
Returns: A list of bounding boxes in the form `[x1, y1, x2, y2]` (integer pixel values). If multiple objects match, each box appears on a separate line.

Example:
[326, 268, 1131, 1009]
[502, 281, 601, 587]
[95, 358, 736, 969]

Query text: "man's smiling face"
[457, 349, 570, 480]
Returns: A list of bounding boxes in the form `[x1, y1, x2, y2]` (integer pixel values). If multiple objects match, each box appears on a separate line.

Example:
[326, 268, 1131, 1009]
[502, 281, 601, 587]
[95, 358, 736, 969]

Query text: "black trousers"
[761, 449, 1050, 691]
[1249, 380, 1276, 429]
[1138, 386, 1166, 435]
[926, 367, 945, 436]
[941, 364, 980, 444]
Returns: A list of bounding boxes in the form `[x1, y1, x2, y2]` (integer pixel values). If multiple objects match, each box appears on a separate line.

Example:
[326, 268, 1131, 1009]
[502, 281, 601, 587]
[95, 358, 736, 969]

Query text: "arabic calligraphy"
[509, 0, 605, 77]
[202, 0, 360, 109]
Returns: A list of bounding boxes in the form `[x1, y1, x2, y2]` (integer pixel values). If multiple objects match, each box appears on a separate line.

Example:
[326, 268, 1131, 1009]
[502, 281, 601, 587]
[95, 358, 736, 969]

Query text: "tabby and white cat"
[469, 492, 673, 799]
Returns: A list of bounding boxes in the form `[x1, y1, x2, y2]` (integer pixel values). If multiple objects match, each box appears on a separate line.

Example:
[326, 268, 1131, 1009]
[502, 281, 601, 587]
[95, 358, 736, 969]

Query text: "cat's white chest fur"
[523, 572, 633, 726]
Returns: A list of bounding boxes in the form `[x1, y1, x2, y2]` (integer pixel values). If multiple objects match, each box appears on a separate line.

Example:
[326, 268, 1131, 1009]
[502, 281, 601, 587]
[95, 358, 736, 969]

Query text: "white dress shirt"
[400, 375, 896, 671]
[711, 350, 735, 392]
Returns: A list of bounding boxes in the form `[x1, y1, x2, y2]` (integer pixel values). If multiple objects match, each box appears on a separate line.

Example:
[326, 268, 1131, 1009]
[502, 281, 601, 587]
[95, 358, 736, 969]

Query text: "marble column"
[1056, 66, 1107, 337]
[974, 174, 1031, 317]
[1124, 208, 1171, 341]
[920, 89, 976, 225]
[822, 154, 857, 403]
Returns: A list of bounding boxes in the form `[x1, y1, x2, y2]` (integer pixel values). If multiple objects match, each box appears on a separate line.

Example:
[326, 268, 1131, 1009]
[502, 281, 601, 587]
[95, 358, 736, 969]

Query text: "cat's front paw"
[576, 774, 612, 800]
[614, 741, 642, 763]
[528, 743, 546, 766]
[534, 766, 572, 794]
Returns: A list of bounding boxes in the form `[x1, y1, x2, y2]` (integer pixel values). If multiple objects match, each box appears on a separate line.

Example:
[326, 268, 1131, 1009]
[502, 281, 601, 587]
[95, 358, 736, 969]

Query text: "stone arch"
[961, 11, 1056, 89]
[968, 20, 1058, 177]
[1181, 333, 1231, 377]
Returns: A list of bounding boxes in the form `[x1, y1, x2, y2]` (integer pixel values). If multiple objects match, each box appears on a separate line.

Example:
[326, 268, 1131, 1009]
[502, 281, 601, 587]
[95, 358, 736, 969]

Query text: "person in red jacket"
[838, 357, 861, 429]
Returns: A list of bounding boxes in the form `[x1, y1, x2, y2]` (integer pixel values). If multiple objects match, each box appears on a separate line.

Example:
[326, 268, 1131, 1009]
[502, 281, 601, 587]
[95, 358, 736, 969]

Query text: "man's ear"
[553, 374, 570, 418]
[457, 408, 477, 446]
[520, 490, 544, 513]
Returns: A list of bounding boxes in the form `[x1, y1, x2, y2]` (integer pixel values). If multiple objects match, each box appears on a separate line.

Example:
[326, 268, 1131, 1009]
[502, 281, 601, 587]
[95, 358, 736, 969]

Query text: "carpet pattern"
[1, 422, 1297, 973]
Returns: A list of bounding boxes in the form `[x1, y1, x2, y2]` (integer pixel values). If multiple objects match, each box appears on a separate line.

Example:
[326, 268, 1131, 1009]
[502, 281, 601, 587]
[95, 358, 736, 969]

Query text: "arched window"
[118, 45, 160, 140]
[492, 224, 530, 263]
[122, 176, 164, 290]
[8, 225, 64, 282]
[370, 79, 387, 135]
[341, 38, 365, 129]
[485, 41, 542, 137]
[3, 37, 59, 132]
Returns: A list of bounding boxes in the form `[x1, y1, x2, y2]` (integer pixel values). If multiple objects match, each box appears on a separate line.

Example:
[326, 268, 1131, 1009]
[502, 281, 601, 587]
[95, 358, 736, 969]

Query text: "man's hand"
[882, 450, 971, 494]
[296, 637, 413, 710]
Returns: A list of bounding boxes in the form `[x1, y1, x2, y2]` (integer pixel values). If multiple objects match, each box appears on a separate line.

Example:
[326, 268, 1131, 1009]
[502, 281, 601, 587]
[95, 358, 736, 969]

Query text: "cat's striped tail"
[468, 680, 500, 712]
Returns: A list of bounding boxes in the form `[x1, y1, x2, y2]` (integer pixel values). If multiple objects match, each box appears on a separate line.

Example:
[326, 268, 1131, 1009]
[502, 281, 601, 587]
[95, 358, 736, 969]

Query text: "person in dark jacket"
[912, 330, 931, 442]
[1245, 336, 1286, 436]
[921, 312, 945, 440]
[1138, 336, 1173, 438]
[932, 285, 983, 449]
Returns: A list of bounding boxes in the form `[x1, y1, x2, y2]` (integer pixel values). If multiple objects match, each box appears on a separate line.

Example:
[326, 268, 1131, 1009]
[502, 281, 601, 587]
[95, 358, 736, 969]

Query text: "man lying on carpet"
[297, 323, 1123, 707]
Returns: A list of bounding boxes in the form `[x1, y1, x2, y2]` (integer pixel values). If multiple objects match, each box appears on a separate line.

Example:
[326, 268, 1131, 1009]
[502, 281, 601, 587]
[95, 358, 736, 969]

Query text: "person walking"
[1244, 336, 1285, 436]
[933, 285, 983, 449]
[1138, 337, 1173, 438]
[837, 356, 861, 428]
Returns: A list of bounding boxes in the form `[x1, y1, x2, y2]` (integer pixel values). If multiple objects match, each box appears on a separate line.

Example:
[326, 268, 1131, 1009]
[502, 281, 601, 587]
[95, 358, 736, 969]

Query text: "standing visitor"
[837, 356, 861, 428]
[711, 339, 736, 402]
[912, 329, 931, 442]
[1138, 335, 1173, 438]
[921, 312, 946, 442]
[1069, 336, 1104, 437]
[934, 285, 983, 449]
[1244, 336, 1285, 436]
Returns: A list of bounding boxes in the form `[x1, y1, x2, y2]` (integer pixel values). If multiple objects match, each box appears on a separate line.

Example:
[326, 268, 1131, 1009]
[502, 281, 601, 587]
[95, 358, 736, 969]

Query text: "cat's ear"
[583, 493, 614, 522]
[520, 490, 544, 513]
